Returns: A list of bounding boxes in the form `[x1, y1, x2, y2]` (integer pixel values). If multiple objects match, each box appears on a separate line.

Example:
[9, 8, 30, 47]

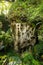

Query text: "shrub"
[34, 41, 43, 60]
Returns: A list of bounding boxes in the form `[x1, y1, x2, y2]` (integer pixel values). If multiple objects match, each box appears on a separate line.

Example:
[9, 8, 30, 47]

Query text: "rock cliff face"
[10, 22, 36, 52]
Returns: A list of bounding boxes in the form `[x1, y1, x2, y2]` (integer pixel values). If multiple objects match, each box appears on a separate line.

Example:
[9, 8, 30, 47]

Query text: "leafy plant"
[34, 41, 43, 60]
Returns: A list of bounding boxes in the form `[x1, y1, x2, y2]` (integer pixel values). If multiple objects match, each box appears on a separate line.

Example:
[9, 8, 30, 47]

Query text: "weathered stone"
[10, 22, 36, 52]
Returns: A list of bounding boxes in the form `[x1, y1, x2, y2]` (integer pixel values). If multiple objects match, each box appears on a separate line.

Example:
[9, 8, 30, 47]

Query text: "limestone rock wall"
[10, 22, 36, 52]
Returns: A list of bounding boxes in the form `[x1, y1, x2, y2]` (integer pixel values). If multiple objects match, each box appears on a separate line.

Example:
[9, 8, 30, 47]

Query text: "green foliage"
[0, 30, 13, 50]
[21, 52, 41, 65]
[22, 52, 33, 62]
[0, 1, 11, 15]
[0, 30, 5, 41]
[8, 0, 43, 24]
[34, 41, 43, 60]
[0, 0, 43, 65]
[34, 41, 43, 54]
[4, 31, 13, 44]
[0, 55, 7, 65]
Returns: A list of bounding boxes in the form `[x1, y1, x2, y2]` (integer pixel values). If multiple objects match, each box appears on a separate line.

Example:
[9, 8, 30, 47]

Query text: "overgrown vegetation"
[0, 0, 43, 65]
